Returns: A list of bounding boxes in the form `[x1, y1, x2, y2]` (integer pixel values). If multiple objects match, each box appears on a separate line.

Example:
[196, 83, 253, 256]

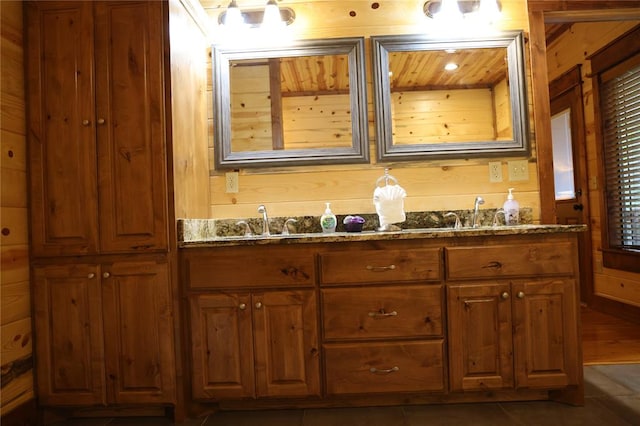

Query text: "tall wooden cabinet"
[26, 0, 168, 257]
[25, 0, 176, 411]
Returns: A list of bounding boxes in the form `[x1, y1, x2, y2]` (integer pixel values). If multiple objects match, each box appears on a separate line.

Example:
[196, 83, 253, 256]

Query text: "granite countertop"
[178, 215, 587, 248]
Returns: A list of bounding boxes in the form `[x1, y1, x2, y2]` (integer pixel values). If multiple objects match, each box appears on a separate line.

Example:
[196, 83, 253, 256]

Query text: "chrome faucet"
[473, 196, 485, 228]
[257, 205, 270, 236]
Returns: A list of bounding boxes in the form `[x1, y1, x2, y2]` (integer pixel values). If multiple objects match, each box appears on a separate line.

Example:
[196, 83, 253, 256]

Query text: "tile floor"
[52, 364, 640, 426]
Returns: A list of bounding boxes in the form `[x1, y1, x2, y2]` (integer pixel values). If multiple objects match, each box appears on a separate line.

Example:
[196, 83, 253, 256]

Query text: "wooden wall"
[200, 0, 538, 220]
[0, 0, 35, 415]
[546, 21, 640, 308]
[170, 0, 211, 219]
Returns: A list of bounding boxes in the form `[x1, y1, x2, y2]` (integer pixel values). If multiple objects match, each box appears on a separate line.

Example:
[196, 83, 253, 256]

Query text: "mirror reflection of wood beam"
[269, 58, 284, 150]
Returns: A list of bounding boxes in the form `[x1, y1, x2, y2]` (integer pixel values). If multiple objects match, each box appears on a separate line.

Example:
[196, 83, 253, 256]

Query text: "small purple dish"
[343, 215, 365, 232]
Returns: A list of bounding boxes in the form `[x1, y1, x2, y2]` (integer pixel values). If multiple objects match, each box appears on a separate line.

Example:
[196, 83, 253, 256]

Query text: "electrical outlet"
[508, 160, 529, 181]
[488, 161, 503, 182]
[225, 172, 239, 193]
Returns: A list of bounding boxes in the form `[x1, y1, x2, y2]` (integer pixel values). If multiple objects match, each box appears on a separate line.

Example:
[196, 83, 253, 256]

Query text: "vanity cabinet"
[181, 229, 584, 409]
[26, 0, 168, 257]
[446, 244, 580, 392]
[319, 248, 446, 395]
[32, 260, 176, 406]
[185, 247, 320, 400]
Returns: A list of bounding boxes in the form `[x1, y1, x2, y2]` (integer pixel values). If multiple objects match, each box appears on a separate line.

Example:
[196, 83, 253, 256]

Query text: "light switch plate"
[508, 160, 529, 181]
[488, 161, 503, 182]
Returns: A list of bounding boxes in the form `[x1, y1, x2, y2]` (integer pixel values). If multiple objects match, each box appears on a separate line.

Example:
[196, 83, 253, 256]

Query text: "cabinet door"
[189, 293, 255, 399]
[447, 283, 514, 391]
[512, 279, 580, 389]
[253, 290, 321, 398]
[101, 260, 176, 404]
[26, 1, 99, 257]
[94, 1, 168, 253]
[32, 264, 106, 405]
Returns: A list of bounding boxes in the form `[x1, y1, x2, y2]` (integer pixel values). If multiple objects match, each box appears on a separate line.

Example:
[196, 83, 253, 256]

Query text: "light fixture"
[223, 0, 244, 28]
[423, 0, 502, 21]
[444, 62, 459, 71]
[219, 1, 295, 29]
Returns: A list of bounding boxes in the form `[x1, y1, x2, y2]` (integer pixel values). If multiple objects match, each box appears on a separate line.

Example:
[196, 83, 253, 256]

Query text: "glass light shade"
[436, 0, 463, 22]
[224, 1, 244, 27]
[479, 0, 502, 23]
[262, 0, 284, 28]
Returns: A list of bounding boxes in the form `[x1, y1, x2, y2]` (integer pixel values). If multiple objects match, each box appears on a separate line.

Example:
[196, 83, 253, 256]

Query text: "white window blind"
[602, 62, 640, 249]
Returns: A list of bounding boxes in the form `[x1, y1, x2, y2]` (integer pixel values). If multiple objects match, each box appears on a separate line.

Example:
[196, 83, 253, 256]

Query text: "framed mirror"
[371, 30, 529, 161]
[212, 37, 369, 168]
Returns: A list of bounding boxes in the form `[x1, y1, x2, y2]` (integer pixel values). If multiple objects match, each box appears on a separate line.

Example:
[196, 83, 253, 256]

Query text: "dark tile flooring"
[52, 364, 640, 426]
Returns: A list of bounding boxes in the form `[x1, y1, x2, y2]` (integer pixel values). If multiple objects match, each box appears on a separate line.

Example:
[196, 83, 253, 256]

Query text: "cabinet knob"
[238, 303, 246, 310]
[255, 302, 262, 309]
[102, 272, 110, 278]
[517, 291, 525, 299]
[501, 292, 509, 300]
[82, 119, 90, 126]
[87, 273, 95, 279]
[97, 118, 105, 125]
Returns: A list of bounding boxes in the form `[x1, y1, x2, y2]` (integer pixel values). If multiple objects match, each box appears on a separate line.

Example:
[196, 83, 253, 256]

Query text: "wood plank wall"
[200, 0, 538, 220]
[546, 21, 640, 308]
[170, 0, 211, 219]
[0, 0, 35, 415]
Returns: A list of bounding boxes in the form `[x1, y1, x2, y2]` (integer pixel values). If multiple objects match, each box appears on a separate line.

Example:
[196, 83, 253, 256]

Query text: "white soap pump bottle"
[503, 188, 520, 225]
[320, 202, 337, 233]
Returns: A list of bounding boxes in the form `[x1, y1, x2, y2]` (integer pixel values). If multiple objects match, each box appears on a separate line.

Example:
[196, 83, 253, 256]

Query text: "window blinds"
[602, 62, 640, 249]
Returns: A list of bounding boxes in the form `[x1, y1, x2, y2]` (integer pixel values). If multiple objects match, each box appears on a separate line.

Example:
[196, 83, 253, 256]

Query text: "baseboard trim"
[589, 295, 640, 324]
[0, 399, 37, 426]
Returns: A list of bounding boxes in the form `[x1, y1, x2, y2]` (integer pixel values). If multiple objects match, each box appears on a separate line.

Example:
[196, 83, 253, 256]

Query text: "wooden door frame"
[527, 1, 640, 223]
[549, 66, 593, 304]
[527, 1, 640, 320]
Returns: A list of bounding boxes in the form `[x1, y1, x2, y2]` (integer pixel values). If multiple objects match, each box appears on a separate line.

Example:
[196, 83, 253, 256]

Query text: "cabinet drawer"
[324, 340, 445, 395]
[185, 248, 315, 289]
[319, 248, 441, 285]
[446, 243, 574, 280]
[322, 285, 443, 340]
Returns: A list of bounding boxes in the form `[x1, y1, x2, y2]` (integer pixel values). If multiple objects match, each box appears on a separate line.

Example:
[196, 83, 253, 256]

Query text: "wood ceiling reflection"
[279, 54, 350, 95]
[389, 48, 508, 91]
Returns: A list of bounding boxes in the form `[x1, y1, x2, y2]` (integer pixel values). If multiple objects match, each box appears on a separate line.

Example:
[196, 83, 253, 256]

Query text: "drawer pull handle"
[517, 291, 525, 299]
[366, 264, 396, 272]
[368, 310, 398, 318]
[255, 302, 262, 309]
[370, 366, 399, 374]
[238, 303, 247, 310]
[483, 261, 503, 269]
[501, 292, 509, 300]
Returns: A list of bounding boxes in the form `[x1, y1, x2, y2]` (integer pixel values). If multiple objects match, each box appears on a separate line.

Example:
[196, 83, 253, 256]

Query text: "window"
[591, 25, 640, 272]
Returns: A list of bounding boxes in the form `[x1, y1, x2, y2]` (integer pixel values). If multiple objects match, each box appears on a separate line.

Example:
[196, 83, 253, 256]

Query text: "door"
[26, 1, 99, 257]
[550, 66, 593, 303]
[253, 290, 321, 397]
[512, 279, 580, 389]
[94, 1, 168, 253]
[447, 283, 514, 391]
[189, 293, 255, 399]
[32, 264, 106, 406]
[101, 260, 176, 404]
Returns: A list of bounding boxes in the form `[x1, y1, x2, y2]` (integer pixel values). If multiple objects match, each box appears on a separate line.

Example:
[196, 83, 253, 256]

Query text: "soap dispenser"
[503, 188, 520, 225]
[320, 202, 337, 233]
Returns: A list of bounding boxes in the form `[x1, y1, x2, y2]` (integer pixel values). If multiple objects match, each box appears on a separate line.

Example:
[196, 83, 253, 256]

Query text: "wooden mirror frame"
[212, 37, 369, 169]
[371, 30, 529, 161]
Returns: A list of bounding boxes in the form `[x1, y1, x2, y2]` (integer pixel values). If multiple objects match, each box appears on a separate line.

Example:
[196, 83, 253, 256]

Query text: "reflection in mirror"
[213, 38, 369, 168]
[372, 31, 529, 161]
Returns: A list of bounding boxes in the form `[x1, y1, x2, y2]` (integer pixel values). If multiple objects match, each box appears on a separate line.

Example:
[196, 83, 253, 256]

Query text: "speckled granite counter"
[178, 219, 587, 248]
